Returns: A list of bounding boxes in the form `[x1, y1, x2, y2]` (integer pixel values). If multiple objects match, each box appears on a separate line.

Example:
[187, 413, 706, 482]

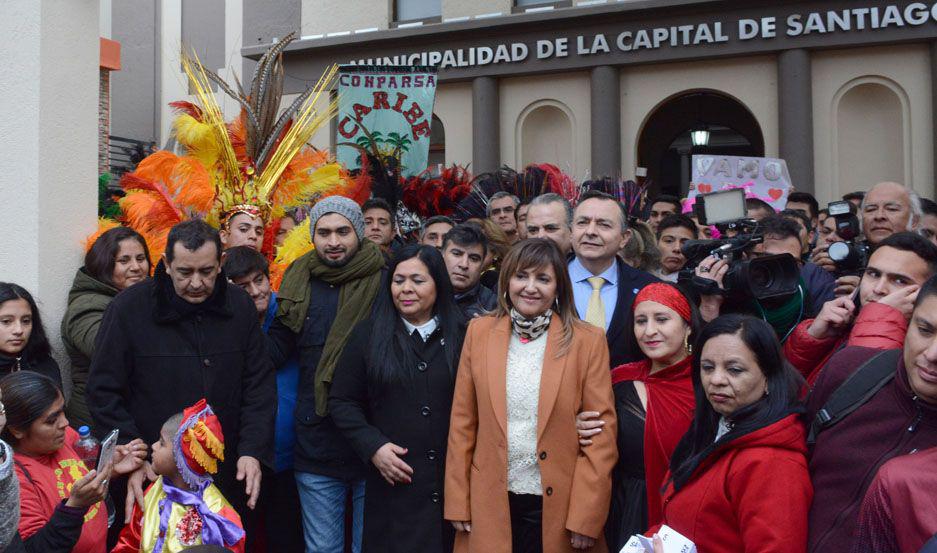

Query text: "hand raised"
[113, 439, 148, 476]
[874, 284, 920, 320]
[807, 296, 856, 339]
[67, 464, 111, 509]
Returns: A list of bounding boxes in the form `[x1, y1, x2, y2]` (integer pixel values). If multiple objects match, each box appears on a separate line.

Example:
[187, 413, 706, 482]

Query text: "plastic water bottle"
[74, 426, 100, 471]
[73, 426, 116, 527]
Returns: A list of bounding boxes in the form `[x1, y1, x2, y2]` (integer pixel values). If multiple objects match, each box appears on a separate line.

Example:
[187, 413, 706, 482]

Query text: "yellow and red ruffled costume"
[113, 399, 245, 553]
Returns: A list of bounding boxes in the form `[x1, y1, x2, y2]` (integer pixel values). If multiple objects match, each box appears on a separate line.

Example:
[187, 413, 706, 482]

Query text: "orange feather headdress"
[119, 33, 346, 261]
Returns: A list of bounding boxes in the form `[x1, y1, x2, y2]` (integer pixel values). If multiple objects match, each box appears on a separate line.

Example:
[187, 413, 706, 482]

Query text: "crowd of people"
[1, 173, 937, 553]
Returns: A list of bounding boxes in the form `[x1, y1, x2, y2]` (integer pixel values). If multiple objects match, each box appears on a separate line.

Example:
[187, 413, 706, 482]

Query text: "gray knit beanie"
[308, 196, 365, 241]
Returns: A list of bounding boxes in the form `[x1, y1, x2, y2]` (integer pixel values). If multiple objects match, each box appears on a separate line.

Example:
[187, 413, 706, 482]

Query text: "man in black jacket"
[266, 196, 385, 553]
[442, 224, 496, 319]
[87, 220, 275, 523]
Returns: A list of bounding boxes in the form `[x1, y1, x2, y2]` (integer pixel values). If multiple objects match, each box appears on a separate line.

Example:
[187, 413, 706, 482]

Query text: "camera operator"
[783, 231, 937, 384]
[781, 209, 815, 262]
[693, 215, 834, 339]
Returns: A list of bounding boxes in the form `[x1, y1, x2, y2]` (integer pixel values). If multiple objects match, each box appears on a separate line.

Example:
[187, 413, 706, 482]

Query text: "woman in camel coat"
[444, 238, 618, 553]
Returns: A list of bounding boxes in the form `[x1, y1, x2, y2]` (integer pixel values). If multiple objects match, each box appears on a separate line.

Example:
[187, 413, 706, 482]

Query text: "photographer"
[825, 182, 922, 297]
[811, 209, 845, 273]
[693, 216, 833, 340]
[812, 200, 871, 296]
[783, 232, 937, 384]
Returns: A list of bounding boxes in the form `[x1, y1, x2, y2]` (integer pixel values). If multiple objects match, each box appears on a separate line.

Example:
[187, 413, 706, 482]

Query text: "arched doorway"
[637, 91, 764, 197]
[519, 101, 573, 169]
[428, 114, 445, 170]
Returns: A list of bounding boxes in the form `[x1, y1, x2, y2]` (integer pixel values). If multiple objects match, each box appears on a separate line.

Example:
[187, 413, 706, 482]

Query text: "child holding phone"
[112, 399, 245, 553]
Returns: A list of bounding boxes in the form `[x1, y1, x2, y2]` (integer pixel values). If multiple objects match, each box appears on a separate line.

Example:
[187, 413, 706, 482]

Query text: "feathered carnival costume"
[102, 33, 367, 277]
[455, 163, 580, 220]
[113, 399, 246, 553]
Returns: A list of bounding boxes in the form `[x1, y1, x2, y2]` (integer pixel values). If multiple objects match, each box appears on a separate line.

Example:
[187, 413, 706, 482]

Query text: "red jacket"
[14, 427, 108, 553]
[783, 302, 906, 385]
[852, 447, 937, 553]
[651, 414, 812, 553]
[806, 347, 937, 552]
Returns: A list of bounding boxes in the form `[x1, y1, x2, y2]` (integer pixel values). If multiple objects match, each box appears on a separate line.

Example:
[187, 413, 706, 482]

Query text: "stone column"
[590, 65, 621, 179]
[472, 76, 500, 175]
[777, 48, 814, 194]
[678, 147, 692, 198]
[0, 0, 100, 383]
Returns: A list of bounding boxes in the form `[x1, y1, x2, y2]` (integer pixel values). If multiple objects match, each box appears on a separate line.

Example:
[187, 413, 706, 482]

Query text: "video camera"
[826, 200, 869, 276]
[680, 189, 800, 300]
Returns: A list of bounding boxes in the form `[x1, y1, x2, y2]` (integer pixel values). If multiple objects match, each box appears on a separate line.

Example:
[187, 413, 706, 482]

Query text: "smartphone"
[97, 429, 119, 473]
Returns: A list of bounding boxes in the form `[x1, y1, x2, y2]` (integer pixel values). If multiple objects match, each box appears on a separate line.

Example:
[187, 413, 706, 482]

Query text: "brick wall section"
[98, 68, 110, 175]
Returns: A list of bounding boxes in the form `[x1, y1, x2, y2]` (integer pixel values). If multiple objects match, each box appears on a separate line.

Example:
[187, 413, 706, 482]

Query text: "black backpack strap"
[807, 349, 901, 445]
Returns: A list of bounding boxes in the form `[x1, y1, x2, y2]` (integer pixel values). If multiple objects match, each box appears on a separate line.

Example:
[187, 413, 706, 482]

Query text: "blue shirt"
[263, 292, 300, 473]
[569, 257, 620, 331]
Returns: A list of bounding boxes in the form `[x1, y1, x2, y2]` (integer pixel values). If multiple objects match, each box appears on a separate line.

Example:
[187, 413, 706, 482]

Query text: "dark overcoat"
[330, 319, 459, 553]
[86, 262, 275, 507]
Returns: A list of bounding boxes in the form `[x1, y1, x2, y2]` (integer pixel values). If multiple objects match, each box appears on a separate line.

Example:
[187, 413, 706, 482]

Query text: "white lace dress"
[505, 331, 548, 495]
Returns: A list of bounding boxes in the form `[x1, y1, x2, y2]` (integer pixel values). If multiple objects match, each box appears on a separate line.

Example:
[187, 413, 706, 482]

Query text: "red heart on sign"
[698, 183, 713, 194]
[768, 188, 783, 201]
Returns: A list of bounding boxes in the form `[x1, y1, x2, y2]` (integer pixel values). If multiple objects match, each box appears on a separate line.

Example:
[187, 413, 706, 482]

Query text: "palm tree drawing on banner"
[348, 125, 415, 166]
[354, 130, 386, 162]
[385, 132, 413, 158]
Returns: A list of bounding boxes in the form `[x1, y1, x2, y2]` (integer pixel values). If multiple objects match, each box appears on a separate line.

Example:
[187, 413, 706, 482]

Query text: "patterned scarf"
[509, 308, 552, 343]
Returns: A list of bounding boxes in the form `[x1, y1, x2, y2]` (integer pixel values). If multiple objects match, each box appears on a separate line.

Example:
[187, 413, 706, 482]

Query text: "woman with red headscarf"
[588, 283, 699, 551]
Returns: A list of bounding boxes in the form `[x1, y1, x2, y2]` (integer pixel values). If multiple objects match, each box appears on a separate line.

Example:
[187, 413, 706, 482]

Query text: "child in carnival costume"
[113, 399, 245, 553]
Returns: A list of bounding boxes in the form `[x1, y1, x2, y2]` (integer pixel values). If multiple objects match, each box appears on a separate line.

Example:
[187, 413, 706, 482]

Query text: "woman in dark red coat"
[651, 314, 812, 553]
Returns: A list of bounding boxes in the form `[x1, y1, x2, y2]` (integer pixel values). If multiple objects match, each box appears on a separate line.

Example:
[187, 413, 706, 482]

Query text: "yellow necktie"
[585, 276, 606, 329]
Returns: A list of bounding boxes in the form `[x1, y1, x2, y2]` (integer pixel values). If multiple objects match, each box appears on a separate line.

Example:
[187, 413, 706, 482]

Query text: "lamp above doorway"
[690, 124, 710, 147]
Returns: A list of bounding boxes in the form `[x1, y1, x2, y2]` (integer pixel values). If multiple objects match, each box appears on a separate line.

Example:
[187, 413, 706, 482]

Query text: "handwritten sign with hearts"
[689, 155, 792, 211]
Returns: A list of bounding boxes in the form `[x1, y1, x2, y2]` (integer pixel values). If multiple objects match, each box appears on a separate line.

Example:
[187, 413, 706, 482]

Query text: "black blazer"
[604, 259, 659, 368]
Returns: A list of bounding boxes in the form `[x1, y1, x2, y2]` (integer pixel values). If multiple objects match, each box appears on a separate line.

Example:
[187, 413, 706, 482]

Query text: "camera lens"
[828, 241, 849, 262]
[750, 263, 773, 289]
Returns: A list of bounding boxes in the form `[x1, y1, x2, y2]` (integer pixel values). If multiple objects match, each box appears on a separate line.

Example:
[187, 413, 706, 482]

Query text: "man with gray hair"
[861, 181, 922, 246]
[526, 193, 573, 256]
[266, 196, 386, 553]
[487, 190, 521, 244]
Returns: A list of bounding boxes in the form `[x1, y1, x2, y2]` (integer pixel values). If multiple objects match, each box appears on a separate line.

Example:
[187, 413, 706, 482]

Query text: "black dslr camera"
[826, 200, 869, 276]
[679, 189, 800, 300]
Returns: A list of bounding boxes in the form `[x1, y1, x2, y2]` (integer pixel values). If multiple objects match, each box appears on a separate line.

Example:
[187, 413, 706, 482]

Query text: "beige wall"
[812, 44, 933, 205]
[434, 81, 473, 165]
[500, 71, 591, 178]
[442, 0, 510, 19]
[301, 0, 515, 31]
[620, 55, 779, 181]
[0, 0, 100, 391]
[302, 0, 389, 35]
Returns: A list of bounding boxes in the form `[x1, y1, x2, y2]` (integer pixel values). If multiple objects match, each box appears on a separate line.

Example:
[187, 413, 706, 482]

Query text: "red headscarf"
[610, 282, 695, 527]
